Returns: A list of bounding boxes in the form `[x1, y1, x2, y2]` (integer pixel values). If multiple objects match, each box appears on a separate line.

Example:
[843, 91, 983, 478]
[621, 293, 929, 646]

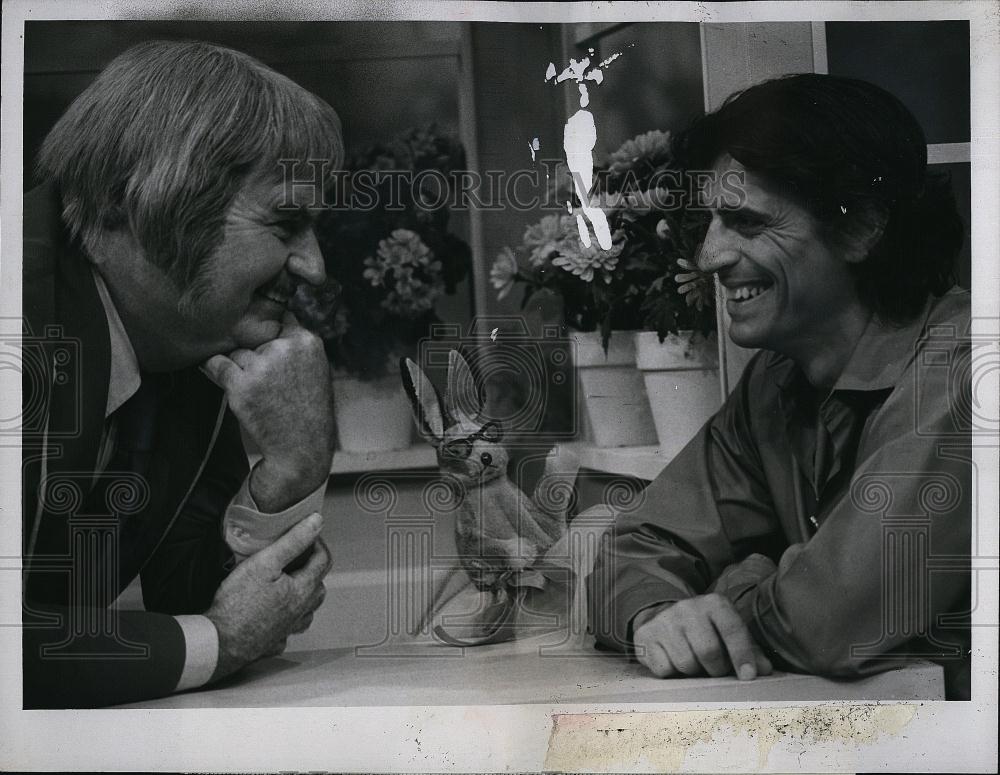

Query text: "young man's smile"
[697, 155, 868, 368]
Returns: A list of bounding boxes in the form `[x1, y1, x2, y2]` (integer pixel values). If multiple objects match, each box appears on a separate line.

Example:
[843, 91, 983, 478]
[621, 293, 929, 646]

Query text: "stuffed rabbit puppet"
[400, 350, 579, 645]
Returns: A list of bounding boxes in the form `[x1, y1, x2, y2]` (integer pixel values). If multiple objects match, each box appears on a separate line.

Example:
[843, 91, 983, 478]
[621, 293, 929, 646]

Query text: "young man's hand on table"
[632, 594, 773, 681]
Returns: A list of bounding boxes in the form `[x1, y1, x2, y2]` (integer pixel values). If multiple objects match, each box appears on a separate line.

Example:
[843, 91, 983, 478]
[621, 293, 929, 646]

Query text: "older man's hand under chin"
[203, 310, 336, 513]
[200, 309, 336, 677]
[632, 594, 773, 681]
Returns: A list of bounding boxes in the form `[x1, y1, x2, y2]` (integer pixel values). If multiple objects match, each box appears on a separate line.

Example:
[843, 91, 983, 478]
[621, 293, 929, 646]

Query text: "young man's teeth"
[728, 285, 768, 301]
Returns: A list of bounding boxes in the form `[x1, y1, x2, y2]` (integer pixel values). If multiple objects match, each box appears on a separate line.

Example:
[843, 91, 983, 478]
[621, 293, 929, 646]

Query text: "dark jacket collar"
[23, 183, 111, 476]
[765, 290, 966, 397]
[831, 298, 938, 392]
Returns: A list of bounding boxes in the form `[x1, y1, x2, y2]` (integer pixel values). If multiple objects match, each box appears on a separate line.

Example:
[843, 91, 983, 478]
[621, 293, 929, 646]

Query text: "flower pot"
[332, 371, 414, 453]
[635, 331, 721, 457]
[570, 330, 658, 448]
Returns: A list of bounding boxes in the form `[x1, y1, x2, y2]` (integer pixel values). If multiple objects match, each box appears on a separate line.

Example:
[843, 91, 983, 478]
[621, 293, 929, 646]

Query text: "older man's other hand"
[205, 512, 331, 681]
[632, 594, 773, 681]
[203, 311, 335, 512]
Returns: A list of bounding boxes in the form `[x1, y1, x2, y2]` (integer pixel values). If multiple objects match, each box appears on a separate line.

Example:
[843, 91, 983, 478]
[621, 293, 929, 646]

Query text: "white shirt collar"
[91, 268, 142, 417]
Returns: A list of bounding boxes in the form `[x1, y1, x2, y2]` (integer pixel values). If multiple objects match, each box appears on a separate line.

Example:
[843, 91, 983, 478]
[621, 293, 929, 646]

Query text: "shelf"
[252, 443, 673, 480]
[927, 142, 971, 164]
[329, 444, 437, 475]
[248, 444, 438, 478]
[331, 442, 673, 480]
[564, 442, 675, 481]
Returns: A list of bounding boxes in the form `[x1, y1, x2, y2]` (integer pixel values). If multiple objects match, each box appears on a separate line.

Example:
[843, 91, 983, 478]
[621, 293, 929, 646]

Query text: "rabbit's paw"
[545, 444, 581, 478]
[532, 445, 580, 518]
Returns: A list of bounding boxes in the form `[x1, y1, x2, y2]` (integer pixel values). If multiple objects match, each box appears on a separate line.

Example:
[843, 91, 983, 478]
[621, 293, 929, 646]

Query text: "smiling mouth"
[725, 281, 773, 304]
[256, 288, 290, 307]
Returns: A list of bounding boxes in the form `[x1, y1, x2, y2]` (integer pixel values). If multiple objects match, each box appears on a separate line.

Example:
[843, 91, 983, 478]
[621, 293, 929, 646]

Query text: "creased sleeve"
[587, 353, 785, 651]
[743, 339, 971, 682]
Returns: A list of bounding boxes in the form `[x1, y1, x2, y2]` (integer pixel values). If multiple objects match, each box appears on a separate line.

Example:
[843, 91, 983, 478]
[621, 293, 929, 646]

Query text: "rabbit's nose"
[480, 452, 493, 466]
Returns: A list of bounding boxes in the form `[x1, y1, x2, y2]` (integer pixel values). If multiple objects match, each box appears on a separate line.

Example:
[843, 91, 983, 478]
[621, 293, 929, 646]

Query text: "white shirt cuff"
[223, 476, 327, 560]
[173, 614, 219, 692]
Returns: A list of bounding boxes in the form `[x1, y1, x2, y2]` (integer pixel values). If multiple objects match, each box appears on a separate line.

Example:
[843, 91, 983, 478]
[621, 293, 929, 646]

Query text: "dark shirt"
[588, 288, 972, 699]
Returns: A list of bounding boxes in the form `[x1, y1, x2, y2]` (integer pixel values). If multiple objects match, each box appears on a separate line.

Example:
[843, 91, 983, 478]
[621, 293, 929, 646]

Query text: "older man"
[588, 74, 972, 700]
[23, 40, 341, 707]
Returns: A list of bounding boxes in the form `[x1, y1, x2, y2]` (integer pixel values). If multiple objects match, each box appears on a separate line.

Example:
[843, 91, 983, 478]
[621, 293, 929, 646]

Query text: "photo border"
[1, 1, 996, 772]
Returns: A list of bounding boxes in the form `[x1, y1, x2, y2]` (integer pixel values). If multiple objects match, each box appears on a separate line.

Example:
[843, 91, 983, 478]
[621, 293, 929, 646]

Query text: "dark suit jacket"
[21, 184, 248, 708]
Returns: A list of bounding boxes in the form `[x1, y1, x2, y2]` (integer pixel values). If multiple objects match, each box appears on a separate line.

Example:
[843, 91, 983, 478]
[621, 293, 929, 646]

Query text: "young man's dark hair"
[674, 73, 964, 322]
[589, 73, 971, 700]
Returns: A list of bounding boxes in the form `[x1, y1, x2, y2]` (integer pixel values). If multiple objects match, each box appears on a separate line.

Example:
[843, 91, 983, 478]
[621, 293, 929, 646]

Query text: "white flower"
[607, 130, 673, 177]
[522, 214, 567, 267]
[364, 228, 444, 317]
[619, 187, 675, 215]
[552, 224, 625, 283]
[490, 246, 519, 301]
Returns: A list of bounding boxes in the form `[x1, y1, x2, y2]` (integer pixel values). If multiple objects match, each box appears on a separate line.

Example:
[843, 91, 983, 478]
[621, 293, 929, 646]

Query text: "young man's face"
[697, 155, 863, 357]
[102, 174, 326, 369]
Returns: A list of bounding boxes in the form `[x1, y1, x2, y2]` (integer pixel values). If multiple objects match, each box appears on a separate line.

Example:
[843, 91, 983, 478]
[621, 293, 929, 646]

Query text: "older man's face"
[104, 174, 326, 369]
[696, 155, 863, 358]
[178, 175, 326, 353]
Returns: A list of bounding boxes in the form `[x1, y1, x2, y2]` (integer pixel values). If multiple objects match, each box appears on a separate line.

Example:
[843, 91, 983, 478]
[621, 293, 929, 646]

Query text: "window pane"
[826, 21, 970, 144]
[580, 22, 705, 157]
[931, 162, 972, 290]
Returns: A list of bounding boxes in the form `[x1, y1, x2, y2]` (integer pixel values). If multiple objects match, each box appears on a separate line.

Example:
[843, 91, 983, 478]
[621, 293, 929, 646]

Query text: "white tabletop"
[119, 632, 945, 708]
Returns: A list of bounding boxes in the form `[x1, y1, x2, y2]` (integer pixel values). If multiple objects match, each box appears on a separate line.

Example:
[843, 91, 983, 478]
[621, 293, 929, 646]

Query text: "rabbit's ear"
[445, 350, 480, 427]
[400, 357, 445, 443]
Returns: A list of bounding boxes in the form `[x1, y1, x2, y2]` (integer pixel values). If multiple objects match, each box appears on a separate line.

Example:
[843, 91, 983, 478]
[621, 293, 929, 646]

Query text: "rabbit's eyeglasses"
[440, 421, 503, 460]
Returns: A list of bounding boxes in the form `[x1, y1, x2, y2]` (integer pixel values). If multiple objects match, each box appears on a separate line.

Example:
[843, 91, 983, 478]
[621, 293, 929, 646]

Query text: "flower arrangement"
[292, 125, 471, 379]
[491, 129, 715, 349]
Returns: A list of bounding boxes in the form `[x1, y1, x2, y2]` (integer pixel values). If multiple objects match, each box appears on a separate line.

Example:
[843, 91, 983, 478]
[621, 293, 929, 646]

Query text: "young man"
[588, 74, 972, 700]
